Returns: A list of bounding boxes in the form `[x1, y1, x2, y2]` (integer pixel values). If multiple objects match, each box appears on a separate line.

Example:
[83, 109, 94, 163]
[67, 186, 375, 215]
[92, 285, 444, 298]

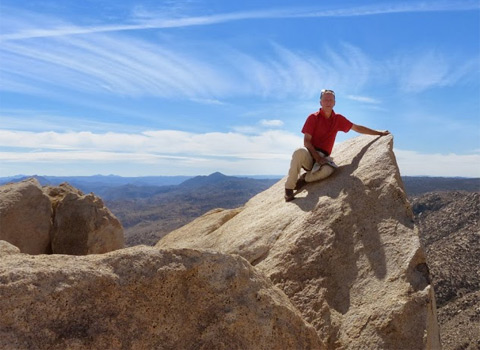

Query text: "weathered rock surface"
[45, 183, 124, 255]
[157, 135, 441, 349]
[0, 179, 52, 254]
[0, 179, 124, 255]
[0, 240, 21, 256]
[0, 245, 322, 350]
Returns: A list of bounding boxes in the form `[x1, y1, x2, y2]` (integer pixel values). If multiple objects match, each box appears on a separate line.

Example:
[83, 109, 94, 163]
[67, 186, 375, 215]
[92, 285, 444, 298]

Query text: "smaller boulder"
[0, 240, 21, 256]
[47, 183, 124, 255]
[0, 179, 52, 254]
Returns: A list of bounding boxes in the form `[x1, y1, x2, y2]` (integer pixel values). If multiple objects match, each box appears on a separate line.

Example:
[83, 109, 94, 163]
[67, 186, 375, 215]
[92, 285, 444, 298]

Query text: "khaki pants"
[285, 148, 335, 190]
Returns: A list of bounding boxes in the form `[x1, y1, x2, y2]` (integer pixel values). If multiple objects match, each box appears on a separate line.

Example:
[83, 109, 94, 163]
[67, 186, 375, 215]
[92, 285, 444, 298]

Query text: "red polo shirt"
[301, 109, 353, 155]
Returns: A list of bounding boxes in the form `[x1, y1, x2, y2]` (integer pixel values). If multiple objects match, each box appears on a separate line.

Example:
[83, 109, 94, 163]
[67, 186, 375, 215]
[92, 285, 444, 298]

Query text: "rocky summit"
[157, 135, 442, 349]
[0, 179, 124, 255]
[0, 243, 321, 350]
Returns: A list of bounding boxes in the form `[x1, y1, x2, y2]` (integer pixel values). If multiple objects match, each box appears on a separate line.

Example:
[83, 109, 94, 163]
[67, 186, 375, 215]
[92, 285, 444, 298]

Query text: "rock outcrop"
[157, 135, 442, 349]
[0, 179, 124, 255]
[46, 183, 124, 255]
[0, 244, 322, 350]
[0, 239, 21, 255]
[0, 179, 52, 254]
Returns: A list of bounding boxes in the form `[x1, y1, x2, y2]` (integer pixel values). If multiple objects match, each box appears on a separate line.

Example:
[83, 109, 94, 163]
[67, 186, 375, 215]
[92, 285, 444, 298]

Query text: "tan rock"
[0, 246, 322, 350]
[0, 240, 21, 255]
[157, 135, 442, 349]
[46, 183, 124, 255]
[0, 179, 52, 254]
[0, 180, 124, 256]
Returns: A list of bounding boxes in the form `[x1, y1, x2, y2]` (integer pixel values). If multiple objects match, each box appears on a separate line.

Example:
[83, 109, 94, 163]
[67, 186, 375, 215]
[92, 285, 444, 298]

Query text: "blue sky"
[1, 0, 479, 177]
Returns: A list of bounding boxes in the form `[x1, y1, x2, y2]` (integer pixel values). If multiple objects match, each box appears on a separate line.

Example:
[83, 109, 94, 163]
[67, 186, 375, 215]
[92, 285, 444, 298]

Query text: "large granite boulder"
[157, 135, 442, 349]
[0, 245, 322, 349]
[0, 180, 124, 255]
[0, 179, 52, 254]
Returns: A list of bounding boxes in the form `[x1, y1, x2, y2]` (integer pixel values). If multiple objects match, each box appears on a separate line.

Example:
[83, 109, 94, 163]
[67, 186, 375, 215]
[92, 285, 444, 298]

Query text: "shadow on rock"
[293, 137, 387, 315]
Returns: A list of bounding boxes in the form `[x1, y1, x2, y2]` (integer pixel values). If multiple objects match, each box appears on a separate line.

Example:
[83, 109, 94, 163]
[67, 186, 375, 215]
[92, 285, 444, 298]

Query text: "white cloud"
[395, 148, 480, 177]
[0, 128, 301, 159]
[0, 128, 302, 176]
[346, 95, 381, 104]
[1, 128, 479, 177]
[260, 119, 284, 127]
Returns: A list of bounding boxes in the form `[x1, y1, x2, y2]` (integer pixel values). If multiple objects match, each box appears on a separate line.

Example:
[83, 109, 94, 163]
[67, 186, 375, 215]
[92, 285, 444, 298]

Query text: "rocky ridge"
[157, 134, 441, 349]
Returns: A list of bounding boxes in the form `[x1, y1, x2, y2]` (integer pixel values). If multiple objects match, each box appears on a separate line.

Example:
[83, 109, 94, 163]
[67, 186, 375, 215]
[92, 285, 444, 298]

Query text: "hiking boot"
[295, 174, 307, 190]
[284, 189, 295, 202]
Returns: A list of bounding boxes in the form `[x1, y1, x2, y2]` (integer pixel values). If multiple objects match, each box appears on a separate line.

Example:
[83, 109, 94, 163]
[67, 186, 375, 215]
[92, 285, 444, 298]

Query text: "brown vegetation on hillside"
[413, 191, 480, 350]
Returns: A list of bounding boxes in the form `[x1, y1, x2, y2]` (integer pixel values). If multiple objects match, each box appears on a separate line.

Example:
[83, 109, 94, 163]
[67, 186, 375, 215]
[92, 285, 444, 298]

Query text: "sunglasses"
[320, 89, 335, 99]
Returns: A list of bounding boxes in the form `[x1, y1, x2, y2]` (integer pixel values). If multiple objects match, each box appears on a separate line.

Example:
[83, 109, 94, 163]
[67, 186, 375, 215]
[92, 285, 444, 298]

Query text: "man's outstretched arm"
[351, 124, 390, 136]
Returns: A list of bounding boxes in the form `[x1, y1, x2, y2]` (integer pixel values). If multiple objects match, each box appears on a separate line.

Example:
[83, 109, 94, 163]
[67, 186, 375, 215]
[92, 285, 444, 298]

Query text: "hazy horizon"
[2, 173, 479, 180]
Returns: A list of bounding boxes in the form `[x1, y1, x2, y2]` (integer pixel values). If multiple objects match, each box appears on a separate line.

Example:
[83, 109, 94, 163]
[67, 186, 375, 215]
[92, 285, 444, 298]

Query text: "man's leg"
[285, 148, 313, 201]
[305, 164, 335, 182]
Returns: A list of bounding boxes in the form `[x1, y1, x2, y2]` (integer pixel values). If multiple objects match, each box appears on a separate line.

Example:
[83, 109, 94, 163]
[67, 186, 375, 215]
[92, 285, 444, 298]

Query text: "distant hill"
[0, 175, 193, 197]
[2, 175, 477, 199]
[0, 174, 283, 198]
[402, 176, 479, 196]
[105, 173, 279, 246]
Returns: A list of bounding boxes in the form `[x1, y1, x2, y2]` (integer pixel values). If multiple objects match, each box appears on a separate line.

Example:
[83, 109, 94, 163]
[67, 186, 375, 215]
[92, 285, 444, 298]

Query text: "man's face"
[320, 93, 335, 109]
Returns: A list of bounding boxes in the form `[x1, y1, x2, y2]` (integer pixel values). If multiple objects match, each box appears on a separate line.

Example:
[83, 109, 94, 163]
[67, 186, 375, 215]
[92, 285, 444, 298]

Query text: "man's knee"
[291, 148, 312, 169]
[292, 148, 309, 159]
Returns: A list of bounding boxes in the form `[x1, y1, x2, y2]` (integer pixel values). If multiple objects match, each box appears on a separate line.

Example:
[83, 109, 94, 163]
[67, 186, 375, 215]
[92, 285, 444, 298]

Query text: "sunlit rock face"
[0, 245, 322, 350]
[157, 135, 441, 350]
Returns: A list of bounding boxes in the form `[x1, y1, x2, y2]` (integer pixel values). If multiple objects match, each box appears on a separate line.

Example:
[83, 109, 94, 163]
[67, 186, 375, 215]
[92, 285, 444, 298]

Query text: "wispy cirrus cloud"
[0, 30, 376, 100]
[390, 51, 480, 93]
[0, 34, 232, 98]
[1, 1, 478, 40]
[1, 32, 477, 105]
[260, 119, 284, 127]
[346, 95, 381, 104]
[1, 2, 478, 102]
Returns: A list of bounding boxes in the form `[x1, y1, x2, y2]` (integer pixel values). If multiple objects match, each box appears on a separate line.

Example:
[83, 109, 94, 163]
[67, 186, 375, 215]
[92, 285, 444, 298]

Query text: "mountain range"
[1, 174, 478, 200]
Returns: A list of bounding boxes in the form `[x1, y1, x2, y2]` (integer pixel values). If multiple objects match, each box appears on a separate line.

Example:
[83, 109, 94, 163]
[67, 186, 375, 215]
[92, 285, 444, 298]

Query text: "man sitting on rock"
[285, 89, 390, 202]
